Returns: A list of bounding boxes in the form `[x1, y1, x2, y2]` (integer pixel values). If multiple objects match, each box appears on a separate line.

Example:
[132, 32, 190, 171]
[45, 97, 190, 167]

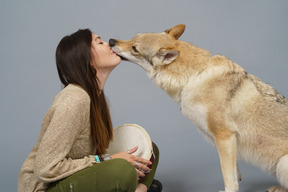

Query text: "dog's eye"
[132, 46, 139, 53]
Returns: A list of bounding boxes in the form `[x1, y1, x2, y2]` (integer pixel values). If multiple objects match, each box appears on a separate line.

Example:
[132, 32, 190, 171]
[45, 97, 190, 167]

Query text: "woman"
[18, 29, 161, 192]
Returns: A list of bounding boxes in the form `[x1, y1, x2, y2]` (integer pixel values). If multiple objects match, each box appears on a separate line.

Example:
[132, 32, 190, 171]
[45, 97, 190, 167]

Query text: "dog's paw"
[266, 186, 288, 192]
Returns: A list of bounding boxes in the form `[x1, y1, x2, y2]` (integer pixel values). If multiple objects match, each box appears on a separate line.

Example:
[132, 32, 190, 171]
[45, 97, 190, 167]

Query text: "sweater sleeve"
[34, 90, 97, 183]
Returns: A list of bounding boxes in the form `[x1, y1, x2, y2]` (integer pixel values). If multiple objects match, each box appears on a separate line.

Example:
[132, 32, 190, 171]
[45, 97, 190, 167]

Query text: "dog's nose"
[109, 39, 116, 47]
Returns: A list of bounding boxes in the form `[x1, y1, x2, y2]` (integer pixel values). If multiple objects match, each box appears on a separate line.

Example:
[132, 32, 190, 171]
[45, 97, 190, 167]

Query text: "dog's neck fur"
[149, 67, 188, 102]
[148, 53, 251, 103]
[148, 44, 211, 102]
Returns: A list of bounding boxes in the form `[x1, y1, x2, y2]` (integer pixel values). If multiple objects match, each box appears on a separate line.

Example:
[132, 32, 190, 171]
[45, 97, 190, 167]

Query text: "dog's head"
[109, 24, 186, 73]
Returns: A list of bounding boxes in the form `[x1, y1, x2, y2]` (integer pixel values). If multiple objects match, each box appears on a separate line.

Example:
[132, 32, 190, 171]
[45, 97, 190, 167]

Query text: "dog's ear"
[152, 48, 179, 65]
[165, 24, 186, 39]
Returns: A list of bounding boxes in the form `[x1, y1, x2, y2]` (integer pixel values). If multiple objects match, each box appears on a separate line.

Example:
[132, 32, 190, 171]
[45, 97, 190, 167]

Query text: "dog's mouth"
[118, 55, 127, 61]
[114, 52, 127, 61]
[111, 48, 128, 61]
[110, 39, 127, 61]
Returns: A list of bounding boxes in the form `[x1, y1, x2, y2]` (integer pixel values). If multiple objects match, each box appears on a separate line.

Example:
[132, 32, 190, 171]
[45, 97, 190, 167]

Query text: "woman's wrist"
[93, 154, 112, 163]
[102, 154, 112, 161]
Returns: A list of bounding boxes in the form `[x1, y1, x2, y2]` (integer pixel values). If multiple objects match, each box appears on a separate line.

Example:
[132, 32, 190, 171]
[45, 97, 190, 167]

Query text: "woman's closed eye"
[95, 36, 104, 45]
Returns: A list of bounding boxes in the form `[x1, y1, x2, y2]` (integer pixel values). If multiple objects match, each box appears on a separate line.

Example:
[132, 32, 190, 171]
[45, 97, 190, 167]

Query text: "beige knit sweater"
[18, 84, 97, 192]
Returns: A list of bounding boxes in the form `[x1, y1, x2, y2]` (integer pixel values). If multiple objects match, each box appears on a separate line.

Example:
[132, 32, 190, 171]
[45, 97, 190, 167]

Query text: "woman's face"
[90, 33, 121, 73]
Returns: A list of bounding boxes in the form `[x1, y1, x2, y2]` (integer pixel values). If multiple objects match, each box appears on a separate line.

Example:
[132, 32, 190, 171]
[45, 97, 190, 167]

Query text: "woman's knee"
[106, 159, 138, 190]
[153, 142, 159, 159]
[46, 159, 138, 192]
[109, 158, 137, 177]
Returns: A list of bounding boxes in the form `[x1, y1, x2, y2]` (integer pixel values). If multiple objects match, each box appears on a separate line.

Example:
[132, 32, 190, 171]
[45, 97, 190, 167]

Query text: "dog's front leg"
[214, 132, 239, 192]
[236, 162, 241, 182]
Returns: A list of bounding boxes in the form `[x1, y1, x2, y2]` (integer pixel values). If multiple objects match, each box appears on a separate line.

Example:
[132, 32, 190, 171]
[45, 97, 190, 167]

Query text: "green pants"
[47, 143, 159, 192]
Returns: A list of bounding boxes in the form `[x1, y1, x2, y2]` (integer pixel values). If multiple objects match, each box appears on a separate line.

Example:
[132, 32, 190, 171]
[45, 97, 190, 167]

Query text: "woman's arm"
[34, 89, 96, 183]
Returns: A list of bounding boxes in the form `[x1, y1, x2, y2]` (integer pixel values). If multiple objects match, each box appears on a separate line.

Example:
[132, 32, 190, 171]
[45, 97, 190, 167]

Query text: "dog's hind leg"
[267, 155, 288, 192]
[214, 132, 239, 192]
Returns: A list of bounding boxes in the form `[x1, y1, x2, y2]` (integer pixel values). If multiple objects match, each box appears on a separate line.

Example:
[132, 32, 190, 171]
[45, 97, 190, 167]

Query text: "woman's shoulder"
[54, 84, 90, 106]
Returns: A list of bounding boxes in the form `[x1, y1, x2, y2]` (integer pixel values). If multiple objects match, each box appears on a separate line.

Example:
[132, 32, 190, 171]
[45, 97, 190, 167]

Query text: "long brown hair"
[55, 29, 113, 155]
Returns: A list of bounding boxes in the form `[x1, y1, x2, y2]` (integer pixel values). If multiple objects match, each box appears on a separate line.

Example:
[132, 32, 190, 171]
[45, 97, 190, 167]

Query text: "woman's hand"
[111, 146, 152, 177]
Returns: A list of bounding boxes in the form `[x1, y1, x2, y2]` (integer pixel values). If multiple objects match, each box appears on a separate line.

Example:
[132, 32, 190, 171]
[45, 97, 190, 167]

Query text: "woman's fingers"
[134, 161, 151, 172]
[136, 168, 145, 177]
[114, 147, 153, 177]
[134, 156, 152, 165]
[133, 156, 152, 174]
[127, 146, 138, 154]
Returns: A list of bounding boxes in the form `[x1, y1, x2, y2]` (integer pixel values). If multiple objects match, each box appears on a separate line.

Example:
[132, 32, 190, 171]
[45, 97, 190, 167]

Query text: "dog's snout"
[109, 39, 117, 47]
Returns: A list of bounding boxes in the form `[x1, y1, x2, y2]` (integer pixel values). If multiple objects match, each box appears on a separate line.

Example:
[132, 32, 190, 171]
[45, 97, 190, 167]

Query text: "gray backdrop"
[1, 1, 287, 192]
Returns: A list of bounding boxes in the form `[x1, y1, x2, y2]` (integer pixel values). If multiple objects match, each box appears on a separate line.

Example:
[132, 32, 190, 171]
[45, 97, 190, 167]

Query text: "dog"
[109, 24, 288, 192]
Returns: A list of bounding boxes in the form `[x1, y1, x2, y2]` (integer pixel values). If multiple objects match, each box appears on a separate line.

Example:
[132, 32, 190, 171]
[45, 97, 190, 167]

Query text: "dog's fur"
[109, 24, 288, 192]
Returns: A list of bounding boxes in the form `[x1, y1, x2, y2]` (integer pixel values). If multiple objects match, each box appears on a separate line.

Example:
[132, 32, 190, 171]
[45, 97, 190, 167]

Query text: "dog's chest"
[181, 101, 214, 142]
[179, 77, 214, 137]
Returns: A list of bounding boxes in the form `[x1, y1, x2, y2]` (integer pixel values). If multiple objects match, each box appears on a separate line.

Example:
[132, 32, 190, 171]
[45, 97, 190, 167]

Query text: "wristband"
[94, 155, 101, 163]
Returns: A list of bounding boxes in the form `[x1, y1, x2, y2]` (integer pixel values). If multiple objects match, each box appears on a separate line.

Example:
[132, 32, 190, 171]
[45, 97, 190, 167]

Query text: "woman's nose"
[104, 41, 109, 47]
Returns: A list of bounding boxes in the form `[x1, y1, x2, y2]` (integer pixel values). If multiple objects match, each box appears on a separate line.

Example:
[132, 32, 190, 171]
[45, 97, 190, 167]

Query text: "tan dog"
[109, 24, 288, 192]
